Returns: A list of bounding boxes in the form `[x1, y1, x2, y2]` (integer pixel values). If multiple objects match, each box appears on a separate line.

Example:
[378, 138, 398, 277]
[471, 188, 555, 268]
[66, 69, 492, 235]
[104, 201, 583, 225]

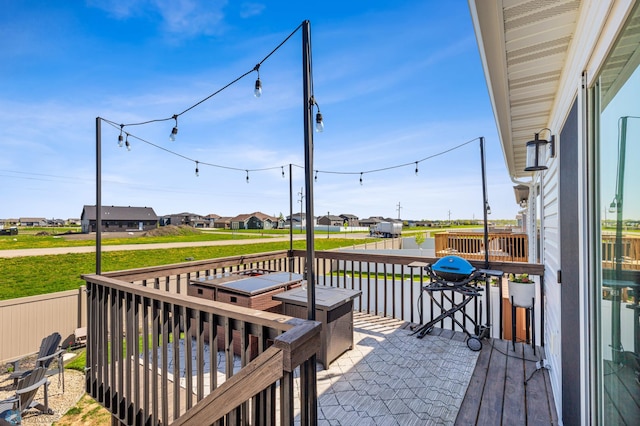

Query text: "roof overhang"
[468, 0, 581, 179]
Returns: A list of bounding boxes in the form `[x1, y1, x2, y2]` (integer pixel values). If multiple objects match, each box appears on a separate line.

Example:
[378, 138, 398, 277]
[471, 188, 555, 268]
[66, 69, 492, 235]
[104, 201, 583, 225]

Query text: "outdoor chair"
[0, 367, 52, 425]
[8, 332, 64, 392]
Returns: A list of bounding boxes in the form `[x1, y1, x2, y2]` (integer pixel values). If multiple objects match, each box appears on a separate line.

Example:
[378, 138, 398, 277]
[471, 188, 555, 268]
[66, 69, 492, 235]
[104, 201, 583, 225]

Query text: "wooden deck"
[453, 334, 559, 425]
[604, 360, 640, 423]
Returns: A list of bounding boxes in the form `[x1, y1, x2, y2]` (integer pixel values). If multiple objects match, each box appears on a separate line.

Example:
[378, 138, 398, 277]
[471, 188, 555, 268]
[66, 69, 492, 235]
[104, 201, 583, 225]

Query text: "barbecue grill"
[411, 255, 501, 351]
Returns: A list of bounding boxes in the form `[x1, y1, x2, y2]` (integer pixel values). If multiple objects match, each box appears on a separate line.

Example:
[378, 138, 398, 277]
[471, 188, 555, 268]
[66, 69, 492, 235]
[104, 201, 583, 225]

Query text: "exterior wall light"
[513, 184, 529, 207]
[524, 131, 555, 171]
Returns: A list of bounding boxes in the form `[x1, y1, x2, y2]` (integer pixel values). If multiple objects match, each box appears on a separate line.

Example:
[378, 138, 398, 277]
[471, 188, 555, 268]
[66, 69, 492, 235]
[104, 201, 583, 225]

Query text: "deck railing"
[602, 233, 640, 270]
[83, 264, 320, 425]
[84, 249, 544, 425]
[434, 231, 529, 262]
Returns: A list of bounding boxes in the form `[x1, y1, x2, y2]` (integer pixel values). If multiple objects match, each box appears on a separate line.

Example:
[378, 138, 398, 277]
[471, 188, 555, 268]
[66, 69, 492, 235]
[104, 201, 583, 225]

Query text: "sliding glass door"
[594, 4, 640, 423]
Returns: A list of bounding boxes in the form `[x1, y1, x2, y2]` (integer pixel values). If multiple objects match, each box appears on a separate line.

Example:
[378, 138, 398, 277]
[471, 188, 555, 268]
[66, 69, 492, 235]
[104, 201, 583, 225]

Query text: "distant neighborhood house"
[339, 214, 359, 227]
[317, 214, 345, 227]
[213, 216, 232, 229]
[81, 205, 158, 233]
[19, 217, 47, 227]
[161, 212, 212, 228]
[230, 212, 281, 230]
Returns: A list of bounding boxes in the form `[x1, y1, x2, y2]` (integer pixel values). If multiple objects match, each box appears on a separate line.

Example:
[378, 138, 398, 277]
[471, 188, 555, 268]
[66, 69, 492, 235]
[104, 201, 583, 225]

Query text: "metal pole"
[301, 19, 318, 424]
[302, 20, 316, 320]
[299, 187, 304, 234]
[289, 163, 294, 272]
[480, 137, 490, 269]
[479, 137, 491, 333]
[95, 117, 102, 275]
[327, 212, 330, 239]
[612, 116, 628, 363]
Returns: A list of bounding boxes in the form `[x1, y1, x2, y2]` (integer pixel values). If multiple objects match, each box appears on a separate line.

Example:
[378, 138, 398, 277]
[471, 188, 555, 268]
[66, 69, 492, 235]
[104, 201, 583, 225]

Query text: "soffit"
[471, 0, 581, 179]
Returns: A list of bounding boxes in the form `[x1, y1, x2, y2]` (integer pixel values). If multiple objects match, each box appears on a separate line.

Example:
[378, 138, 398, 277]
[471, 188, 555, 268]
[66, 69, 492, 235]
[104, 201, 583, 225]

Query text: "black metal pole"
[95, 117, 102, 275]
[612, 116, 627, 363]
[480, 137, 491, 333]
[301, 19, 318, 424]
[289, 163, 294, 272]
[480, 137, 490, 269]
[302, 20, 316, 320]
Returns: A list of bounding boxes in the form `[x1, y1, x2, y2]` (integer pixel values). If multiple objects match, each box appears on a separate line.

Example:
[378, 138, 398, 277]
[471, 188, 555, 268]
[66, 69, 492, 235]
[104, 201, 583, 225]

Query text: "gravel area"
[1, 354, 86, 425]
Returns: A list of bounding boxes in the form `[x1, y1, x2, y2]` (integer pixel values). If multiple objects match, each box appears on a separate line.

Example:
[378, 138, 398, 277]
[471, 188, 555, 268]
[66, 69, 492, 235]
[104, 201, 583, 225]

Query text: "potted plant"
[508, 273, 535, 308]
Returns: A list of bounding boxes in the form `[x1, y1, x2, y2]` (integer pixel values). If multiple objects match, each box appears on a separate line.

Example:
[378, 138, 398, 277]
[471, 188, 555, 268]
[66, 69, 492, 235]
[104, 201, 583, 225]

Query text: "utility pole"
[396, 202, 402, 220]
[448, 209, 451, 225]
[297, 187, 304, 233]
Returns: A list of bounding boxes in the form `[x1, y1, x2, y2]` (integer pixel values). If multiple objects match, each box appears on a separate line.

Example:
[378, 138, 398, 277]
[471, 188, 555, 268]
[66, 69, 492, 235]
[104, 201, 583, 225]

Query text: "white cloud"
[239, 2, 265, 19]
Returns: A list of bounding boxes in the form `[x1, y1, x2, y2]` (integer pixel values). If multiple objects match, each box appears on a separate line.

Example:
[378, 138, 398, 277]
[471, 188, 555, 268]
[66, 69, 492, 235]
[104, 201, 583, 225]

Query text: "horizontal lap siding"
[0, 288, 86, 362]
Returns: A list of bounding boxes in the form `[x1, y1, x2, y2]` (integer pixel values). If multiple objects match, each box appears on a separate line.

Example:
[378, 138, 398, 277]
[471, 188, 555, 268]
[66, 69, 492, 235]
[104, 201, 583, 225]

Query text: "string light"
[195, 161, 199, 177]
[101, 113, 478, 186]
[254, 64, 262, 98]
[169, 115, 178, 142]
[315, 111, 324, 132]
[310, 97, 323, 132]
[104, 117, 478, 186]
[118, 125, 124, 147]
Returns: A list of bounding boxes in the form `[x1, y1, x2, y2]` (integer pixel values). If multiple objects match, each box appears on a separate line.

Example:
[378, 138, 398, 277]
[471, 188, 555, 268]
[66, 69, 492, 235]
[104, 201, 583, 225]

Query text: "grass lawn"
[0, 229, 265, 250]
[0, 238, 374, 300]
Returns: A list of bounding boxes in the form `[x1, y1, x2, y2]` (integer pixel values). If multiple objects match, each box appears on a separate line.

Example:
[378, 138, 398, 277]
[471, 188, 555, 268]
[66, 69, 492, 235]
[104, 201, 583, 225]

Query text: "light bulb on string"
[118, 125, 124, 147]
[254, 64, 262, 98]
[415, 162, 419, 175]
[254, 78, 262, 98]
[359, 172, 363, 186]
[246, 170, 250, 183]
[281, 166, 285, 178]
[315, 111, 324, 132]
[609, 198, 618, 213]
[195, 161, 199, 177]
[169, 115, 178, 141]
[314, 170, 318, 182]
[125, 134, 131, 151]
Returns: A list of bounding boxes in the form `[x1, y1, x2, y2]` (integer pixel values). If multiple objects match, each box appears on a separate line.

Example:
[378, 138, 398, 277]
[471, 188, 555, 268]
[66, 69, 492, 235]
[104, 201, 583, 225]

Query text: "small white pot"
[508, 281, 535, 308]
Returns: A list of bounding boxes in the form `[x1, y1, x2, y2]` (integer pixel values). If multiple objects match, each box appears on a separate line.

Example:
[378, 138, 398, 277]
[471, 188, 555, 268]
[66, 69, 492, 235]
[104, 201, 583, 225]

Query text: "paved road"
[0, 232, 374, 258]
[0, 236, 308, 258]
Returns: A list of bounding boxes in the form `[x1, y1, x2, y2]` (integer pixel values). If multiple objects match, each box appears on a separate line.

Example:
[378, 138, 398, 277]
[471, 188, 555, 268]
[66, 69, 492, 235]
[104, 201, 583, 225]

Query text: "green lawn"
[0, 238, 373, 300]
[0, 230, 264, 250]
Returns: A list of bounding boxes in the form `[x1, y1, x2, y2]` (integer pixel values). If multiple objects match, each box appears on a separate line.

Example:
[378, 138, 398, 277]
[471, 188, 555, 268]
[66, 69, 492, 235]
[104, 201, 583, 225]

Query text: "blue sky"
[0, 0, 519, 221]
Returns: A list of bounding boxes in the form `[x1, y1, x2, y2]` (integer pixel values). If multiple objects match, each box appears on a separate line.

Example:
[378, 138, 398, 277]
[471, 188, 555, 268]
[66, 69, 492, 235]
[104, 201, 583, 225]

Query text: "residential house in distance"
[206, 214, 220, 227]
[317, 214, 345, 227]
[81, 205, 158, 233]
[339, 213, 359, 226]
[213, 216, 232, 229]
[230, 212, 280, 230]
[285, 212, 307, 229]
[358, 216, 382, 228]
[164, 212, 211, 228]
[470, 0, 640, 423]
[19, 217, 47, 227]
